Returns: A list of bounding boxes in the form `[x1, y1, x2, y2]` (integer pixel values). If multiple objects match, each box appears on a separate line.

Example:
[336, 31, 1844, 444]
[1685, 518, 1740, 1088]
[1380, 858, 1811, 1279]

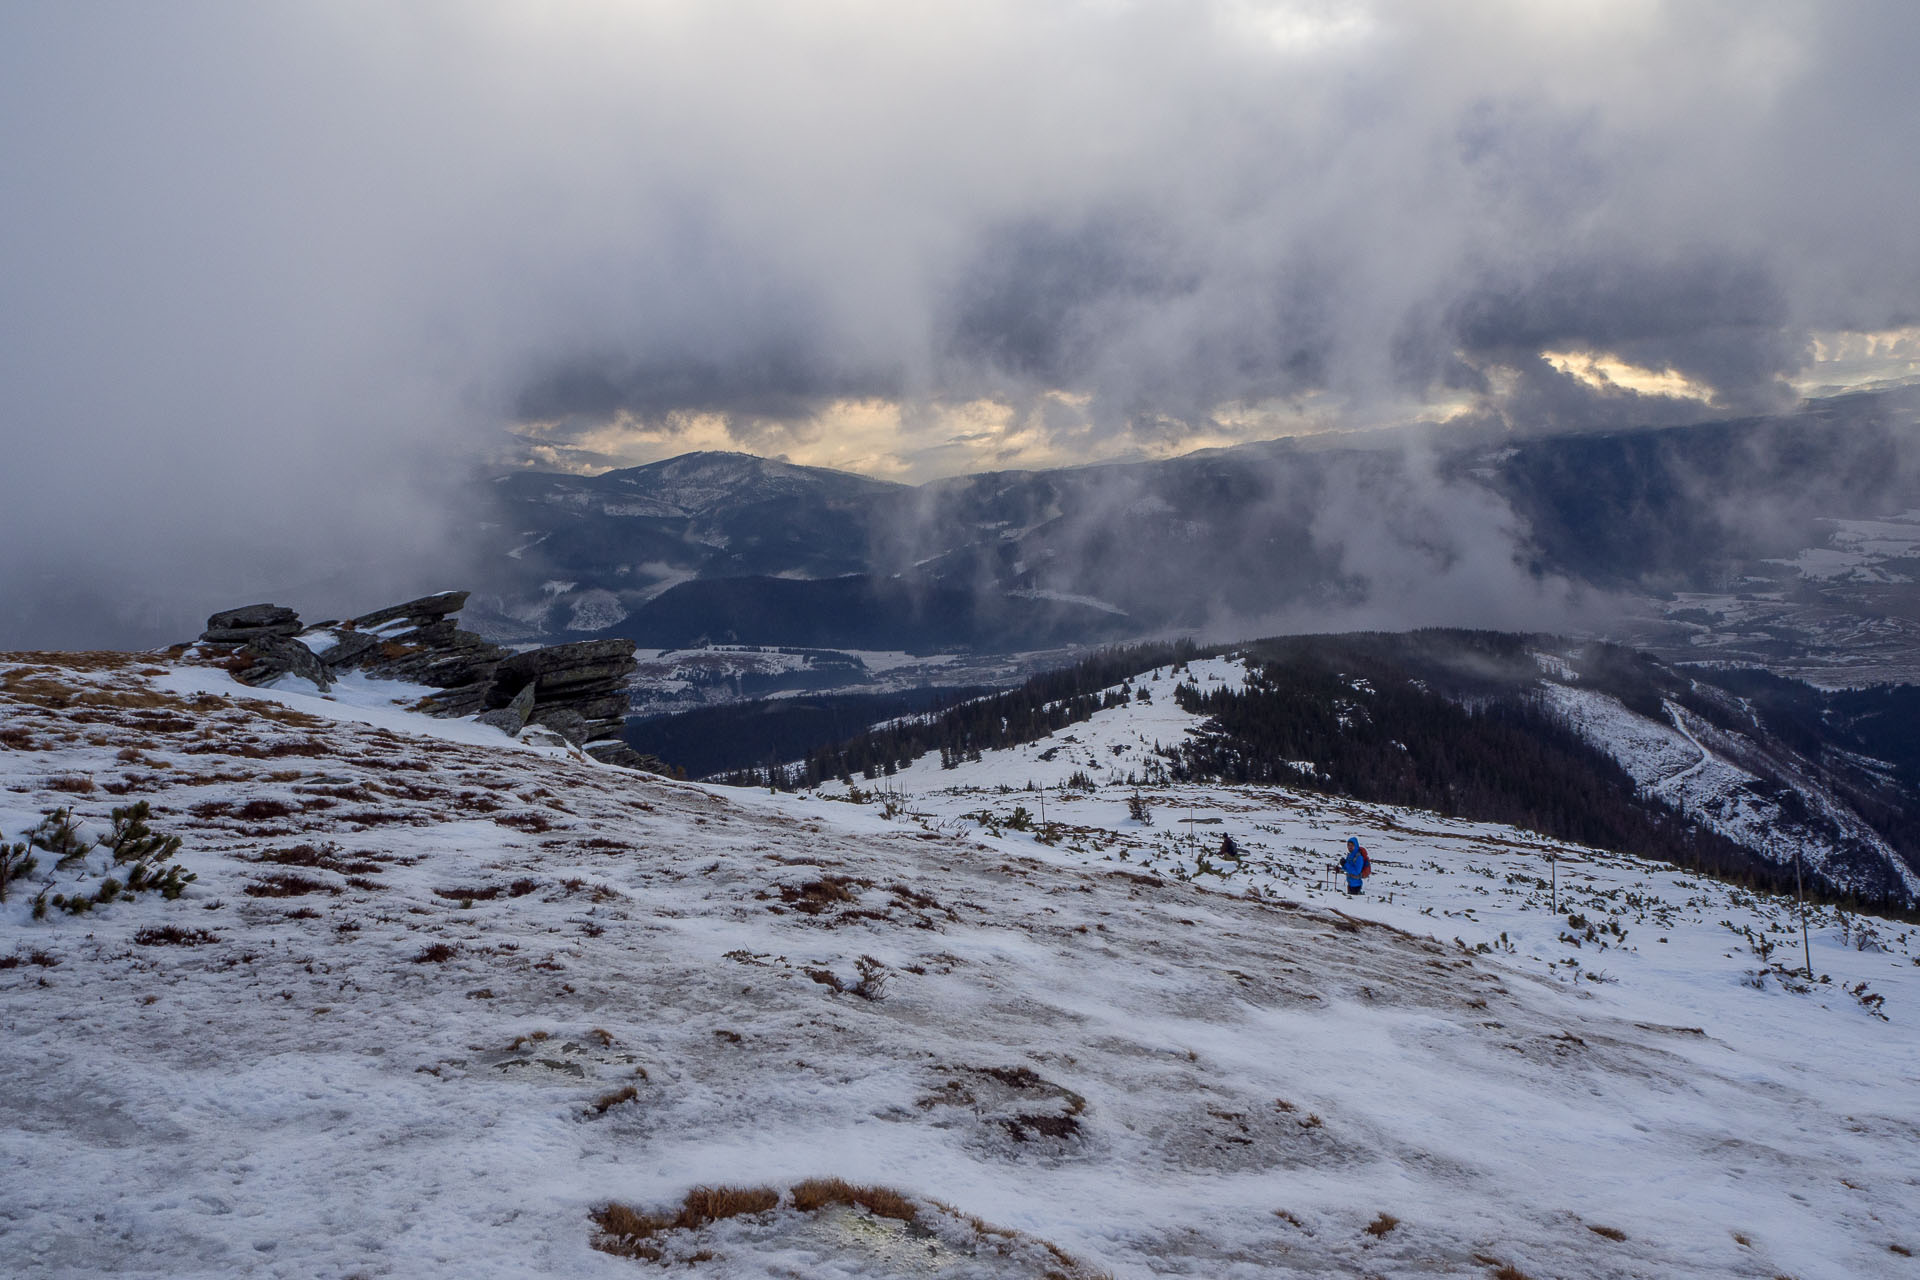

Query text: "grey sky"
[3, 1, 1918, 645]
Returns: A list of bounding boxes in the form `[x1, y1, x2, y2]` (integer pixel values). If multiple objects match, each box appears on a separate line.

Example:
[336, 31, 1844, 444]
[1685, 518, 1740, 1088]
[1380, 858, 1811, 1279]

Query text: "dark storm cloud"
[4, 1, 1920, 646]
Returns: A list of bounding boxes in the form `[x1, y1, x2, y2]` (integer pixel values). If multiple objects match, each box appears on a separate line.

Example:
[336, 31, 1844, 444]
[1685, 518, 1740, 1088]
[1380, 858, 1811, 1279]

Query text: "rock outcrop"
[191, 591, 647, 764]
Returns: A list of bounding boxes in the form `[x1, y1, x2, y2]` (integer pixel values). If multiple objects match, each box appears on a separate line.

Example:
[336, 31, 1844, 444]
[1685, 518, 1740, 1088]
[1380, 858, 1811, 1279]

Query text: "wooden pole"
[1550, 852, 1557, 915]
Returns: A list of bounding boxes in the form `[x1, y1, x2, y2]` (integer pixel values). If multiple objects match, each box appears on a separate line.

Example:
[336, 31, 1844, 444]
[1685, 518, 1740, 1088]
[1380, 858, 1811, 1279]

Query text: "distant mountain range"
[467, 388, 1920, 684]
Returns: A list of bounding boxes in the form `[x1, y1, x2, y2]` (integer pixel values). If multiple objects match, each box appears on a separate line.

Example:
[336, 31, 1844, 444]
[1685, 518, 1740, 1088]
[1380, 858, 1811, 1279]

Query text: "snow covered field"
[3, 651, 1918, 1278]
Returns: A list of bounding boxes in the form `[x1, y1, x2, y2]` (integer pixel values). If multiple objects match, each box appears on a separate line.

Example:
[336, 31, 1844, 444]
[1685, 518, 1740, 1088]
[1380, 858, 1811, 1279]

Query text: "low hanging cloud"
[3, 1, 1920, 646]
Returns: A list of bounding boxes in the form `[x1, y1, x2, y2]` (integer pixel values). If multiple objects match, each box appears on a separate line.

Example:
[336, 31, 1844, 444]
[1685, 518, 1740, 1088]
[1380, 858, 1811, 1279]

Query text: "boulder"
[476, 682, 537, 736]
[517, 724, 573, 751]
[232, 635, 333, 692]
[314, 630, 383, 669]
[585, 740, 670, 774]
[492, 639, 637, 693]
[351, 591, 469, 631]
[203, 603, 302, 644]
[529, 707, 591, 745]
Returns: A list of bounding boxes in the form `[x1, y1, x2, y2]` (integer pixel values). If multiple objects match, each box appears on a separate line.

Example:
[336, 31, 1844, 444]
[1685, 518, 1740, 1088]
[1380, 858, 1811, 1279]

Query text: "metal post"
[1796, 847, 1812, 979]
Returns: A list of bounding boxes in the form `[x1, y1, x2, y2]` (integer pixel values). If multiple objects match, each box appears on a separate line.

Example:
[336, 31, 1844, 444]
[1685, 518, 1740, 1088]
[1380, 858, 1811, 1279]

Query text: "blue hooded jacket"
[1341, 838, 1367, 887]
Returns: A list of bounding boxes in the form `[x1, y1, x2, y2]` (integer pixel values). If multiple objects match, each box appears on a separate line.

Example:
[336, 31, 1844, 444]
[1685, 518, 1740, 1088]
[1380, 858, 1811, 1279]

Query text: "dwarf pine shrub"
[14, 799, 194, 914]
[28, 807, 91, 867]
[0, 840, 36, 904]
[103, 802, 182, 863]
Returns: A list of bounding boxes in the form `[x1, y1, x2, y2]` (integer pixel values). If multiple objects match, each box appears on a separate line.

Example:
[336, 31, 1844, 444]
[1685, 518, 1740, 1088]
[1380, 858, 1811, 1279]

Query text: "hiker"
[1340, 837, 1371, 895]
[1219, 832, 1240, 861]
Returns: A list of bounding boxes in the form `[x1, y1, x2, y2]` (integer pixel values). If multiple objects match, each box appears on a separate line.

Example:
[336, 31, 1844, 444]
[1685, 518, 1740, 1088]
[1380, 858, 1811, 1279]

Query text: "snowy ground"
[3, 651, 1918, 1278]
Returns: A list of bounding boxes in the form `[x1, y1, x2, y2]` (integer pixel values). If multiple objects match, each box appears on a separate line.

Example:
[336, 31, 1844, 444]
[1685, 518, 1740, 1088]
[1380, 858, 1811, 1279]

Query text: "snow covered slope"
[4, 652, 1918, 1278]
[1542, 682, 1920, 903]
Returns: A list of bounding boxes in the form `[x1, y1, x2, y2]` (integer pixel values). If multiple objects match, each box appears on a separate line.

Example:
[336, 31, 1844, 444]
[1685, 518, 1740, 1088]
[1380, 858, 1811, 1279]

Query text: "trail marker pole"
[1796, 846, 1812, 979]
[1550, 852, 1557, 915]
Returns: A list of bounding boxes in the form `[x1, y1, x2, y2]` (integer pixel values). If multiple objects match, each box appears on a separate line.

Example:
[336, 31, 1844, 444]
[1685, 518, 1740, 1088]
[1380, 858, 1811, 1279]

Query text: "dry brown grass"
[590, 1203, 672, 1260]
[674, 1185, 781, 1228]
[779, 876, 862, 914]
[590, 1180, 1109, 1278]
[1364, 1212, 1399, 1237]
[243, 873, 338, 898]
[47, 775, 95, 793]
[589, 1186, 779, 1260]
[789, 1178, 917, 1222]
[1, 651, 135, 673]
[250, 843, 384, 874]
[1490, 1265, 1533, 1280]
[412, 943, 459, 963]
[134, 926, 220, 946]
[434, 885, 504, 901]
[248, 702, 324, 728]
[589, 1086, 639, 1114]
[1, 665, 181, 712]
[1587, 1224, 1627, 1242]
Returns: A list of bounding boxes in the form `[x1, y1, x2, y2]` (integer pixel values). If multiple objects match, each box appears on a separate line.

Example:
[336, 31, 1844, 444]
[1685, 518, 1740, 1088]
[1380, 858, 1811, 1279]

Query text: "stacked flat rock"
[346, 592, 507, 716]
[486, 638, 638, 744]
[200, 604, 332, 689]
[193, 591, 644, 761]
[202, 603, 302, 644]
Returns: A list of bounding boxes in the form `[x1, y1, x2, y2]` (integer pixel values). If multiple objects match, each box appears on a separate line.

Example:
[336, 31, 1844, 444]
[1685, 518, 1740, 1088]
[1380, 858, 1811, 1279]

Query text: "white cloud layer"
[3, 1, 1919, 642]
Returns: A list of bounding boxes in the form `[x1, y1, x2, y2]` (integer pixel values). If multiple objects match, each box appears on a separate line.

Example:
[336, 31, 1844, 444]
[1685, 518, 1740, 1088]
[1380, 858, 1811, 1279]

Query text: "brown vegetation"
[788, 1179, 917, 1221]
[589, 1086, 639, 1114]
[778, 876, 871, 915]
[243, 873, 338, 897]
[589, 1179, 1109, 1278]
[134, 926, 221, 946]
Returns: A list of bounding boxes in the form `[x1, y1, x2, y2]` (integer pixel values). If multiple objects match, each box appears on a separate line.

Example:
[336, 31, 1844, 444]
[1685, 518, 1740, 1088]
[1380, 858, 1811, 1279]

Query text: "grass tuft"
[789, 1178, 917, 1222]
[590, 1086, 639, 1114]
[674, 1185, 780, 1229]
[244, 873, 336, 898]
[134, 926, 219, 946]
[590, 1202, 670, 1260]
[1364, 1212, 1399, 1237]
[1587, 1224, 1627, 1242]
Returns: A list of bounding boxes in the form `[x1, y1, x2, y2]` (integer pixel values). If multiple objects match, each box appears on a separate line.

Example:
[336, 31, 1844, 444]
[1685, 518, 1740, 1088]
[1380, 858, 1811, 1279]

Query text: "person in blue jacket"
[1340, 837, 1370, 894]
